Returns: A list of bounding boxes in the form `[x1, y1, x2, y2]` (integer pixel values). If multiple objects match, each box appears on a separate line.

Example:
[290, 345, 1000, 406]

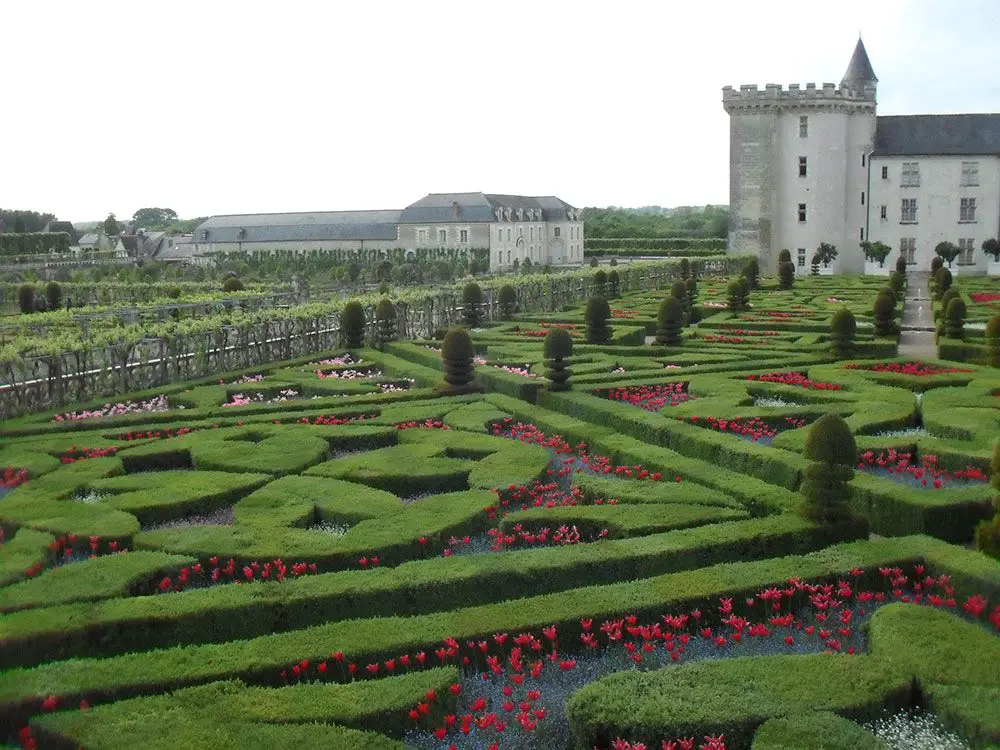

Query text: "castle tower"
[723, 39, 878, 273]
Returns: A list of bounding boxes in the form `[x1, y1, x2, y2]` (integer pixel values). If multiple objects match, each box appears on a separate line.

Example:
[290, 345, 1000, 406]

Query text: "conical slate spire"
[841, 37, 878, 86]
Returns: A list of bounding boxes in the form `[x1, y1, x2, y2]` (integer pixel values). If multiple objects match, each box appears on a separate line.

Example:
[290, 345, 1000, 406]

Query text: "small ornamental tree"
[44, 281, 62, 310]
[655, 296, 684, 345]
[670, 280, 689, 322]
[685, 277, 699, 323]
[861, 240, 892, 267]
[592, 270, 607, 297]
[340, 301, 366, 348]
[678, 258, 691, 280]
[462, 282, 483, 328]
[974, 442, 1000, 560]
[375, 298, 397, 346]
[739, 276, 751, 309]
[543, 328, 573, 391]
[986, 314, 1000, 368]
[742, 257, 759, 290]
[935, 241, 961, 268]
[17, 284, 35, 314]
[497, 285, 517, 320]
[440, 327, 478, 393]
[727, 279, 744, 312]
[589, 256, 599, 268]
[778, 261, 795, 290]
[889, 270, 905, 300]
[164, 285, 182, 300]
[607, 269, 621, 298]
[222, 276, 244, 293]
[813, 242, 838, 271]
[585, 296, 612, 344]
[935, 266, 953, 299]
[895, 254, 908, 275]
[983, 238, 1000, 263]
[830, 308, 857, 359]
[521, 257, 533, 274]
[778, 249, 792, 265]
[873, 293, 896, 337]
[801, 413, 859, 527]
[939, 287, 960, 322]
[945, 297, 966, 340]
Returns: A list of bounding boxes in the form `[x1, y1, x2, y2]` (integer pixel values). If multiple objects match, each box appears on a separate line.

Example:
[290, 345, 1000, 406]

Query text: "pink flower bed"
[857, 449, 988, 488]
[687, 415, 806, 442]
[746, 372, 842, 391]
[52, 394, 171, 422]
[315, 368, 382, 380]
[314, 354, 361, 366]
[600, 383, 694, 412]
[970, 292, 1000, 303]
[844, 361, 973, 376]
[224, 389, 301, 407]
[1, 467, 28, 490]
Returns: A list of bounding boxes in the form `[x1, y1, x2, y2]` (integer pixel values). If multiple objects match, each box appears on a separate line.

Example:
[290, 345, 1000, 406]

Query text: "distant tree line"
[583, 206, 729, 240]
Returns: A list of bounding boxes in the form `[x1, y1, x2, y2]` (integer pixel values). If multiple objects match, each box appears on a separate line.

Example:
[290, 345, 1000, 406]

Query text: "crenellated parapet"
[722, 81, 876, 114]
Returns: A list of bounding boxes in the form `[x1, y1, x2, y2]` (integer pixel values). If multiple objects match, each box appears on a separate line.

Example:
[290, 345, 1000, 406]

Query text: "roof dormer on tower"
[841, 37, 878, 88]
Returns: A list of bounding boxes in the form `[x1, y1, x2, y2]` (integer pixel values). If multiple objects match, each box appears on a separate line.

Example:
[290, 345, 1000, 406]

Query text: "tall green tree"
[103, 213, 121, 236]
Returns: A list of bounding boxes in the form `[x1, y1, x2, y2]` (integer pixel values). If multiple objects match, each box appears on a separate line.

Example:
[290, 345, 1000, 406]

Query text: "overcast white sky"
[2, 0, 998, 222]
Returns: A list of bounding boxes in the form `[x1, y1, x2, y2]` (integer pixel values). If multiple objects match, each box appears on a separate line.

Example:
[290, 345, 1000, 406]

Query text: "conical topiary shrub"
[340, 300, 366, 348]
[934, 266, 953, 300]
[592, 270, 607, 298]
[889, 270, 905, 300]
[938, 287, 960, 324]
[895, 255, 908, 275]
[462, 283, 483, 328]
[945, 297, 966, 340]
[440, 327, 478, 393]
[801, 413, 860, 527]
[873, 293, 896, 337]
[830, 308, 856, 359]
[678, 258, 691, 280]
[655, 296, 684, 345]
[544, 328, 573, 391]
[607, 269, 621, 298]
[742, 257, 759, 290]
[778, 261, 795, 290]
[585, 296, 612, 344]
[727, 280, 744, 312]
[986, 314, 1000, 368]
[375, 298, 397, 346]
[670, 281, 689, 322]
[685, 277, 699, 323]
[778, 249, 792, 266]
[45, 281, 62, 310]
[17, 284, 35, 315]
[497, 285, 517, 321]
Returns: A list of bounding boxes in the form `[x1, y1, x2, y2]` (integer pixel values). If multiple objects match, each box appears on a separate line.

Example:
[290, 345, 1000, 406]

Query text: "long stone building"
[724, 38, 1000, 274]
[189, 193, 584, 270]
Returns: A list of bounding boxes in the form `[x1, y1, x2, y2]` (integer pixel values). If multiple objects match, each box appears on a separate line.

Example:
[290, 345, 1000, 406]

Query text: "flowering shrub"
[746, 372, 842, 391]
[687, 415, 807, 442]
[1, 467, 28, 490]
[599, 383, 694, 412]
[970, 293, 1000, 303]
[610, 738, 726, 750]
[857, 449, 988, 489]
[844, 362, 974, 376]
[52, 394, 171, 422]
[156, 556, 319, 592]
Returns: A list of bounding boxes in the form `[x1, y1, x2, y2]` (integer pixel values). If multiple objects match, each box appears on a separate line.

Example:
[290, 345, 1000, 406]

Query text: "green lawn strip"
[750, 712, 890, 750]
[0, 551, 196, 613]
[573, 474, 743, 509]
[0, 528, 54, 587]
[567, 652, 911, 749]
[234, 475, 403, 528]
[34, 668, 458, 746]
[924, 684, 1000, 749]
[441, 401, 511, 432]
[304, 443, 474, 495]
[499, 503, 748, 537]
[2, 534, 990, 721]
[0, 446, 61, 478]
[0, 515, 840, 668]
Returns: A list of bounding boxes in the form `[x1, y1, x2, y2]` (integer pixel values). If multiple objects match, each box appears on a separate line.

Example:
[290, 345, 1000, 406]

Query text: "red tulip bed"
[519, 323, 580, 339]
[1, 467, 28, 491]
[843, 361, 974, 376]
[611, 309, 640, 319]
[597, 383, 694, 412]
[970, 292, 1000, 303]
[745, 372, 842, 391]
[856, 449, 989, 489]
[685, 415, 808, 445]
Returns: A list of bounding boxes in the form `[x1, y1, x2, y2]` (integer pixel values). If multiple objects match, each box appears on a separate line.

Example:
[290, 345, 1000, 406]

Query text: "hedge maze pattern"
[1, 273, 999, 750]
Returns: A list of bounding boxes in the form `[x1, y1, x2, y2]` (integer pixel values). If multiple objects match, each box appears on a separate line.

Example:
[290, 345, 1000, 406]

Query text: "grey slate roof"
[873, 114, 1000, 156]
[398, 193, 577, 224]
[77, 233, 101, 247]
[194, 210, 401, 243]
[841, 38, 877, 85]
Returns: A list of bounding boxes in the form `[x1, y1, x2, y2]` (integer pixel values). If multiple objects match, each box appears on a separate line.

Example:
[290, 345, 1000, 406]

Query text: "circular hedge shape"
[742, 257, 759, 289]
[670, 280, 687, 302]
[936, 266, 953, 297]
[340, 301, 366, 348]
[655, 296, 684, 345]
[830, 308, 856, 359]
[939, 287, 960, 318]
[804, 413, 857, 467]
[585, 296, 612, 344]
[497, 285, 517, 320]
[986, 315, 1000, 367]
[441, 327, 475, 388]
[607, 269, 621, 298]
[543, 327, 574, 360]
[222, 277, 245, 293]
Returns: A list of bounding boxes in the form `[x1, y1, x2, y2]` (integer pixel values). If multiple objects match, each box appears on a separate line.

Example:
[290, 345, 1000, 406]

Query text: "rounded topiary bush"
[938, 287, 960, 322]
[585, 296, 612, 344]
[945, 297, 966, 339]
[222, 276, 244, 293]
[801, 413, 859, 526]
[543, 328, 573, 391]
[340, 301, 366, 348]
[44, 281, 62, 310]
[742, 257, 759, 290]
[607, 269, 621, 298]
[889, 270, 905, 299]
[685, 277, 699, 322]
[589, 256, 598, 268]
[497, 285, 517, 321]
[655, 296, 684, 345]
[592, 270, 607, 298]
[778, 249, 792, 265]
[778, 261, 795, 290]
[935, 266, 953, 299]
[727, 280, 744, 312]
[164, 285, 182, 300]
[375, 298, 397, 345]
[17, 284, 35, 315]
[830, 308, 856, 359]
[986, 314, 1000, 367]
[873, 293, 896, 337]
[670, 281, 689, 320]
[441, 327, 477, 392]
[930, 256, 944, 275]
[895, 255, 908, 275]
[678, 258, 691, 280]
[462, 283, 483, 328]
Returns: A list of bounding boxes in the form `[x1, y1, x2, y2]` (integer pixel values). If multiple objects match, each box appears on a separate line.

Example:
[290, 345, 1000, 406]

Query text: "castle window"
[900, 238, 916, 265]
[900, 198, 917, 223]
[438, 229, 447, 245]
[901, 162, 920, 187]
[960, 197, 977, 222]
[498, 229, 503, 243]
[881, 166, 888, 179]
[961, 161, 980, 187]
[507, 228, 512, 242]
[797, 203, 807, 223]
[861, 154, 866, 167]
[799, 116, 808, 138]
[416, 228, 428, 245]
[460, 229, 469, 244]
[797, 248, 806, 268]
[798, 157, 807, 177]
[861, 192, 865, 206]
[958, 238, 975, 264]
[880, 205, 887, 220]
[554, 227, 561, 238]
[497, 252, 502, 265]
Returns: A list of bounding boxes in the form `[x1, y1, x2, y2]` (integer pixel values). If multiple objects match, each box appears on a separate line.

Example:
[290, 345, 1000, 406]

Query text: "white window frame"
[958, 238, 975, 265]
[901, 162, 920, 187]
[438, 228, 447, 245]
[798, 156, 807, 177]
[797, 203, 807, 223]
[459, 228, 469, 244]
[799, 116, 808, 137]
[961, 161, 979, 187]
[901, 237, 916, 265]
[900, 198, 917, 223]
[960, 197, 977, 223]
[416, 228, 428, 245]
[796, 248, 806, 268]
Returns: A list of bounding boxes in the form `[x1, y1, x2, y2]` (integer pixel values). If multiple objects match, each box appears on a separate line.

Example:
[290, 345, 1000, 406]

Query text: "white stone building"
[723, 39, 1000, 275]
[189, 193, 584, 271]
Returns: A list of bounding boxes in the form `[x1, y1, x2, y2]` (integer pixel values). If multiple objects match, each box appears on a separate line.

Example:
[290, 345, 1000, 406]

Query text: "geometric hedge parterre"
[0, 273, 998, 750]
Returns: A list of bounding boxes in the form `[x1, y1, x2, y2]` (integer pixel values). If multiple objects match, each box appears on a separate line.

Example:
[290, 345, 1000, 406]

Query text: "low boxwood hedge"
[0, 528, 54, 587]
[751, 712, 890, 750]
